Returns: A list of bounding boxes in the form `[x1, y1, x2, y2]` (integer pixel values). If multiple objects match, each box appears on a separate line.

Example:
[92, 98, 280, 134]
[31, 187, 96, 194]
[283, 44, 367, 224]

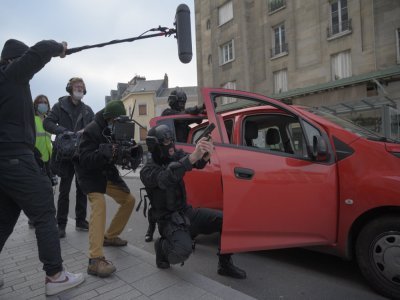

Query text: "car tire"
[355, 215, 400, 300]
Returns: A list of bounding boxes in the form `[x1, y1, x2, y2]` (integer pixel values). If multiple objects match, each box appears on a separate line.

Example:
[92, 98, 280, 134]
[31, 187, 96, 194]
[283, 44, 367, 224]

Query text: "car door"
[153, 114, 224, 209]
[201, 88, 339, 254]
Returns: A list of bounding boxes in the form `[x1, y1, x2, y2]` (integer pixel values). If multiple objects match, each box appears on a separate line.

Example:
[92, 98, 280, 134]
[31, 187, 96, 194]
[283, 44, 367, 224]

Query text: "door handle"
[234, 167, 254, 180]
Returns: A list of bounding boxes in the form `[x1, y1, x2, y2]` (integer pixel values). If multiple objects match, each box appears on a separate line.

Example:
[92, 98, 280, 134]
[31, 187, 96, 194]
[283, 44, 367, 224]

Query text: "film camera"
[109, 116, 143, 170]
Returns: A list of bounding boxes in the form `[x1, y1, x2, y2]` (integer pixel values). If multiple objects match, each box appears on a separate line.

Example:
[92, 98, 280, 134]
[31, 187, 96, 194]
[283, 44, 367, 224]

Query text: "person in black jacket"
[141, 88, 205, 242]
[0, 38, 84, 295]
[74, 100, 137, 278]
[140, 124, 246, 279]
[43, 77, 94, 237]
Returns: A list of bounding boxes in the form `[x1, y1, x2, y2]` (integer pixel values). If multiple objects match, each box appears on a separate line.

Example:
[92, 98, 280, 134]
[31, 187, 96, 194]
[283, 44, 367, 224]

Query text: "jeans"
[57, 161, 87, 226]
[0, 154, 63, 276]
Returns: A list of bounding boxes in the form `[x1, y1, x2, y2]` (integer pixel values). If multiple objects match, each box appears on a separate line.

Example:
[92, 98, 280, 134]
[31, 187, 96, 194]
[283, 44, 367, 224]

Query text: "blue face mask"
[37, 103, 48, 114]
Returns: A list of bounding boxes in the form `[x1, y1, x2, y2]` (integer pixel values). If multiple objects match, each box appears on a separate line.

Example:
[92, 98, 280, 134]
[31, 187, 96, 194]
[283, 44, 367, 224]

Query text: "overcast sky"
[0, 0, 196, 113]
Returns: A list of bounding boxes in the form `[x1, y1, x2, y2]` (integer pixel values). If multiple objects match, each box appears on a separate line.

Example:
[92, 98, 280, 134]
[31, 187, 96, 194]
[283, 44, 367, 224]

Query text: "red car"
[150, 88, 400, 299]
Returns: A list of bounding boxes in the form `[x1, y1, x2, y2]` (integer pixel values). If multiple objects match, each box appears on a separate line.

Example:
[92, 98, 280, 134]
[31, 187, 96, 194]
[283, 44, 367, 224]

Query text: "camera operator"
[140, 124, 246, 279]
[43, 77, 94, 237]
[0, 38, 84, 295]
[74, 100, 138, 278]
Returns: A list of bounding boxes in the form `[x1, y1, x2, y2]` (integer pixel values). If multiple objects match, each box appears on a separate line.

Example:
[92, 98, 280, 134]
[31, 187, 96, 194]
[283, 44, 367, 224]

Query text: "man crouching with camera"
[75, 100, 141, 277]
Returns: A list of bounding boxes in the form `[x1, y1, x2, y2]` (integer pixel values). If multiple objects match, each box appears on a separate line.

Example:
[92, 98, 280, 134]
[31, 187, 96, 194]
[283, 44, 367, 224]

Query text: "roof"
[271, 66, 400, 100]
[124, 79, 165, 94]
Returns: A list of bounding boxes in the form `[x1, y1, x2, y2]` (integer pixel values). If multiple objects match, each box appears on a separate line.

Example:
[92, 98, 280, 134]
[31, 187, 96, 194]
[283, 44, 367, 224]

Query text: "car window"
[237, 113, 326, 160]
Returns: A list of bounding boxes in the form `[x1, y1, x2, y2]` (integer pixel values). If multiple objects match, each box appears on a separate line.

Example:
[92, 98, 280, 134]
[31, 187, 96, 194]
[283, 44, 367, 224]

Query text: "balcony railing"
[269, 0, 286, 13]
[271, 43, 288, 58]
[327, 18, 352, 38]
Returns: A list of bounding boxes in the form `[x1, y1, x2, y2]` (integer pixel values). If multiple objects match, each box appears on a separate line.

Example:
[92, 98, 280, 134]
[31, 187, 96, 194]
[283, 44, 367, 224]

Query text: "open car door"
[151, 112, 224, 209]
[201, 88, 339, 254]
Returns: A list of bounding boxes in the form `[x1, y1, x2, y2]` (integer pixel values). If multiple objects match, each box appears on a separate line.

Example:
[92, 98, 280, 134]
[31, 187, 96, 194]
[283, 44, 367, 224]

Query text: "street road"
[61, 173, 387, 300]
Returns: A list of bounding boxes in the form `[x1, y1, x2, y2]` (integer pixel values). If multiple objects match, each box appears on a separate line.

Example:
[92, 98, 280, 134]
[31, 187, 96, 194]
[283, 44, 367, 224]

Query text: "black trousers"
[57, 161, 87, 226]
[158, 206, 223, 264]
[0, 154, 63, 276]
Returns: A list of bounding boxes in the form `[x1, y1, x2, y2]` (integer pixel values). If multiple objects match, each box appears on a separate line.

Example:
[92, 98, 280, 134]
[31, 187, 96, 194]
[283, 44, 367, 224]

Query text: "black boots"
[217, 254, 247, 279]
[154, 238, 170, 269]
[145, 221, 156, 242]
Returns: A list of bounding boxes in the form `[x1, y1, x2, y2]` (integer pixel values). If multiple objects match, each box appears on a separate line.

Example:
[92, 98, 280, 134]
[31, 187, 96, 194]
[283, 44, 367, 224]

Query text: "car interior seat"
[266, 128, 281, 151]
[244, 121, 259, 147]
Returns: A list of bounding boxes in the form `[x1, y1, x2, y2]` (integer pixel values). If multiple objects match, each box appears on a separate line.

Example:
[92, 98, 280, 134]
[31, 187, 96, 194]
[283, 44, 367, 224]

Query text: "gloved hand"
[99, 143, 116, 161]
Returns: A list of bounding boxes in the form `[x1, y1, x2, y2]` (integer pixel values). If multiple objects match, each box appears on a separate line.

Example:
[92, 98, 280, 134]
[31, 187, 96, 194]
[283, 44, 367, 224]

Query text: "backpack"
[50, 132, 81, 176]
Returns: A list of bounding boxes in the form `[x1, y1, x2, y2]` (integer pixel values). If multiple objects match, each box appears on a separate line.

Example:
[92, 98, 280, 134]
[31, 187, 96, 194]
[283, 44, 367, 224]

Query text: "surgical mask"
[37, 103, 48, 114]
[72, 91, 84, 101]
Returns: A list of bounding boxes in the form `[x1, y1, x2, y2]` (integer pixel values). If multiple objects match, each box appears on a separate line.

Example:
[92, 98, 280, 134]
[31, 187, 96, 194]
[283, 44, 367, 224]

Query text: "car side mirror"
[311, 135, 329, 162]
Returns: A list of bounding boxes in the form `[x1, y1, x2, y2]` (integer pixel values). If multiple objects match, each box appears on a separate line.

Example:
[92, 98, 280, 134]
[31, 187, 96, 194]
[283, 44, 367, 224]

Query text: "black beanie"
[1, 39, 29, 60]
[103, 100, 126, 119]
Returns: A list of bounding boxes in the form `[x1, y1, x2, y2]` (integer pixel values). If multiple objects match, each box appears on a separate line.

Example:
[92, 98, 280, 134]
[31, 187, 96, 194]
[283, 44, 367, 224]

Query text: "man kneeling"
[140, 124, 246, 279]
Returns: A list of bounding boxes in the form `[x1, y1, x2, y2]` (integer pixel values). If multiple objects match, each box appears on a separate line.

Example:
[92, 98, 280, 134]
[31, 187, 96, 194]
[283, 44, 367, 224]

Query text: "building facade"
[195, 0, 400, 139]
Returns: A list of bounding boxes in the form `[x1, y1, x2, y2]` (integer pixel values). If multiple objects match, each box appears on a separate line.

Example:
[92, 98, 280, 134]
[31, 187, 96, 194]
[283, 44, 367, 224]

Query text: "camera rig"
[110, 115, 143, 170]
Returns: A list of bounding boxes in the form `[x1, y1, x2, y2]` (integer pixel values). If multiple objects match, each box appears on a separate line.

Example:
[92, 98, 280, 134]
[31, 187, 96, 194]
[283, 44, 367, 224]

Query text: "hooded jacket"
[43, 96, 94, 135]
[0, 40, 64, 156]
[74, 110, 129, 194]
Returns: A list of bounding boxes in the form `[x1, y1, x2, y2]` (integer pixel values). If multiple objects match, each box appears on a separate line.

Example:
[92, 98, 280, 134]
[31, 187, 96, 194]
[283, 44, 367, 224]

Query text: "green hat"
[103, 100, 126, 119]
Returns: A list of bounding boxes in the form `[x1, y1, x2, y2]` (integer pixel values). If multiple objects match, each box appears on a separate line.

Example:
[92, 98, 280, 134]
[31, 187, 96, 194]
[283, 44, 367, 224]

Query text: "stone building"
[195, 0, 400, 139]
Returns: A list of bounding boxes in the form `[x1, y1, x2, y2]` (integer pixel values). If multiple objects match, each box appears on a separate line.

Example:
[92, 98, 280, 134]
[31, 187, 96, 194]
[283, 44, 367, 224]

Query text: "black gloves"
[129, 144, 143, 170]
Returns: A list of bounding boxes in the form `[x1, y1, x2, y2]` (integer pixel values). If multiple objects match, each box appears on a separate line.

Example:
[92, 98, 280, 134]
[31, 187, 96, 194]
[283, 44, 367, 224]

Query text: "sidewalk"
[0, 215, 255, 300]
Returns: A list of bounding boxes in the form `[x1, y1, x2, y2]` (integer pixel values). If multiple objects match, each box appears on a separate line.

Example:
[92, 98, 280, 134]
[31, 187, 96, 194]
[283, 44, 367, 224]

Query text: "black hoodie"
[0, 40, 64, 156]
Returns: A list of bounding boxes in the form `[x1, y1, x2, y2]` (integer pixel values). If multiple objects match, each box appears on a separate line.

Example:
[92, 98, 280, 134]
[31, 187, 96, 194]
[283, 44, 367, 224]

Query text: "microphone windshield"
[175, 4, 192, 64]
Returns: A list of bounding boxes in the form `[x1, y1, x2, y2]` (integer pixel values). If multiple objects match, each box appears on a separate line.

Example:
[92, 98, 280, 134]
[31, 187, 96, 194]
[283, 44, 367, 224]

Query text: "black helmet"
[168, 89, 187, 111]
[146, 125, 174, 152]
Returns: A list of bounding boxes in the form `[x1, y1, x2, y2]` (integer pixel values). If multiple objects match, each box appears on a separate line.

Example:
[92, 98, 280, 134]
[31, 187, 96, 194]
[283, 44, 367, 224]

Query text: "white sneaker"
[45, 270, 85, 296]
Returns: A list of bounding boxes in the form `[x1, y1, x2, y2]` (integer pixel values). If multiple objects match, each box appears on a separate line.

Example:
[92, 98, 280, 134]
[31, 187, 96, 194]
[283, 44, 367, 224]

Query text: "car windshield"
[304, 107, 399, 143]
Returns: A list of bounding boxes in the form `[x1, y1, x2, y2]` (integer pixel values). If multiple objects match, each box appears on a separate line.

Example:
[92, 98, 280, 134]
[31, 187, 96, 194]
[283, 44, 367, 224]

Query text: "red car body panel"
[150, 88, 400, 257]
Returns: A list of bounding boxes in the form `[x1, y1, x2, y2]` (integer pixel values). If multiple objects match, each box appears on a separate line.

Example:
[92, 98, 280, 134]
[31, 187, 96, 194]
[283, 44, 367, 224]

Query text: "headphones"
[66, 77, 87, 95]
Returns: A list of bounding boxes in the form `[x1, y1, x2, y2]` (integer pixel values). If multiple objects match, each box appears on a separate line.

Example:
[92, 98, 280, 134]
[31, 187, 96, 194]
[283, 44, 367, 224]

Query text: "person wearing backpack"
[43, 77, 94, 238]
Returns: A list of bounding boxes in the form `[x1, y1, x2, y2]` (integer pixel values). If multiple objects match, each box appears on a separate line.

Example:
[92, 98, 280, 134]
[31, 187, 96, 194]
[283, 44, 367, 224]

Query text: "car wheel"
[355, 215, 400, 299]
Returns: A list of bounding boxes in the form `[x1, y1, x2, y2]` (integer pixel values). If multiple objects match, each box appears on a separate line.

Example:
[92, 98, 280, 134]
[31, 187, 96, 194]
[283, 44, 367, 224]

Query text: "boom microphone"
[64, 3, 193, 65]
[175, 4, 193, 64]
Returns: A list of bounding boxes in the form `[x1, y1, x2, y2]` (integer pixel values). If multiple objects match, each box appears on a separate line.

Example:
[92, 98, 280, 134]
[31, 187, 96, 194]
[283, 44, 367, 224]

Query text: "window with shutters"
[218, 1, 233, 26]
[331, 51, 352, 80]
[273, 70, 288, 94]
